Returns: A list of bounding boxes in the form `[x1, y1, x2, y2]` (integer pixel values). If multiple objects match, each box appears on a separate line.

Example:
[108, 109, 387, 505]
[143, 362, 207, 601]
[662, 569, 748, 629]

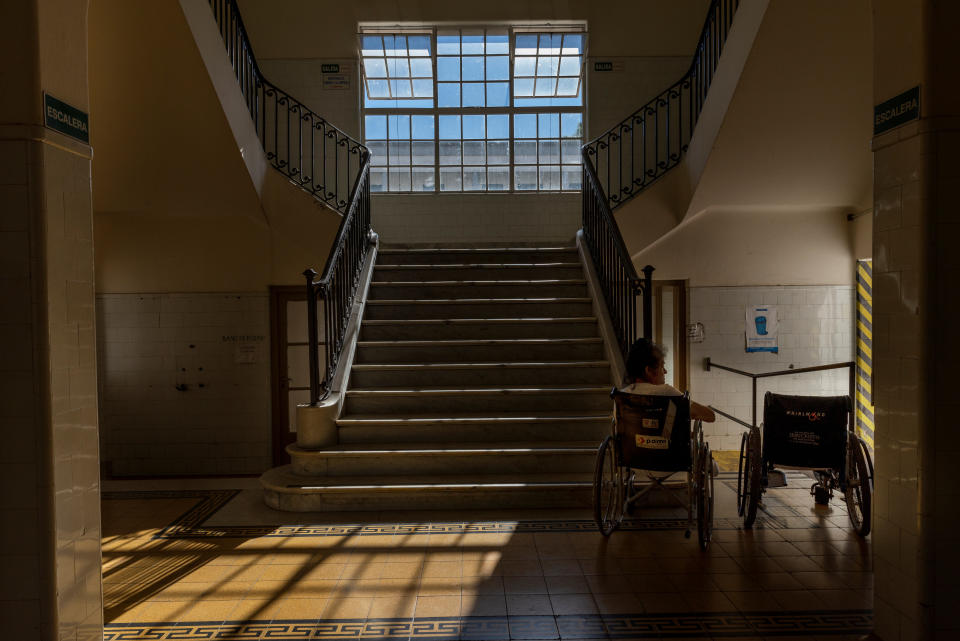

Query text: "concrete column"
[871, 1, 960, 639]
[0, 1, 102, 639]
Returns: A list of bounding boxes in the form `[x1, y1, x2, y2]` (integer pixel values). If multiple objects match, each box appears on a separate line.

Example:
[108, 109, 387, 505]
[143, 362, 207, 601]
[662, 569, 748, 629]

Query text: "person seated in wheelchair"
[621, 338, 716, 423]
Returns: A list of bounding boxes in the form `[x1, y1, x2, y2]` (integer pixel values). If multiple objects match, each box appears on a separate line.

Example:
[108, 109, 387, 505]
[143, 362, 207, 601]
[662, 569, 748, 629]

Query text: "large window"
[360, 28, 585, 193]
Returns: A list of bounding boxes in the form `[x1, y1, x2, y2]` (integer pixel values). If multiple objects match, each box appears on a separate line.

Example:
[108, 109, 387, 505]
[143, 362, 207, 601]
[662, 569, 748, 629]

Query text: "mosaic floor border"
[103, 610, 872, 640]
[102, 488, 792, 540]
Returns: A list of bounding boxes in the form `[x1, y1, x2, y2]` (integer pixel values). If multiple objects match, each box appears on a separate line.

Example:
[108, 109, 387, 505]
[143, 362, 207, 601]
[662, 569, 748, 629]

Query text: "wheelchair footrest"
[764, 469, 787, 488]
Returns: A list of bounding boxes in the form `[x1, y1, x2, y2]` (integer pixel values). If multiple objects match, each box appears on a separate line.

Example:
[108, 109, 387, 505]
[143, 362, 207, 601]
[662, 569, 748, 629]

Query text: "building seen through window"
[360, 28, 585, 193]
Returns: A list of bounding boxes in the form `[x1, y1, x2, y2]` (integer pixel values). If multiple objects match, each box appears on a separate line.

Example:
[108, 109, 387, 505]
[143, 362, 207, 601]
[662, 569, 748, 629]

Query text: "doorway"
[652, 280, 688, 392]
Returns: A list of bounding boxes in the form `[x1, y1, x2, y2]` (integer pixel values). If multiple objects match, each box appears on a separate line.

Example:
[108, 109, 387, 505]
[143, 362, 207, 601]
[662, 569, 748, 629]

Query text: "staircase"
[262, 245, 615, 511]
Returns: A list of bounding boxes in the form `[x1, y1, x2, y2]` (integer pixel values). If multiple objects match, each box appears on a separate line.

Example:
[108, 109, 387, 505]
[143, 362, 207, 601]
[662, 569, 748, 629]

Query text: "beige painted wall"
[89, 0, 340, 292]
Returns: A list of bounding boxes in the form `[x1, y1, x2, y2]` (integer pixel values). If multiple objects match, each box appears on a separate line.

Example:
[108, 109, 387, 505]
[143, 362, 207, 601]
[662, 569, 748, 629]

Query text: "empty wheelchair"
[738, 392, 874, 536]
[593, 389, 715, 549]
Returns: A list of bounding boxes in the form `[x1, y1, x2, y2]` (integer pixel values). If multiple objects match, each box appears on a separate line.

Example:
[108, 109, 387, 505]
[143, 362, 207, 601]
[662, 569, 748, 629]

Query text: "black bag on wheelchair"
[613, 392, 691, 473]
[762, 392, 849, 469]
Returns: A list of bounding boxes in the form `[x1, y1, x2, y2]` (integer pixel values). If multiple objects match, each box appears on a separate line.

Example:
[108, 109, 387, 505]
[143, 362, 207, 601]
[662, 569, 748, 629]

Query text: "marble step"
[359, 317, 600, 340]
[354, 337, 604, 363]
[364, 298, 594, 320]
[287, 441, 598, 476]
[343, 385, 610, 414]
[377, 247, 578, 265]
[349, 361, 611, 387]
[336, 412, 612, 444]
[374, 262, 584, 281]
[368, 279, 588, 300]
[261, 467, 593, 511]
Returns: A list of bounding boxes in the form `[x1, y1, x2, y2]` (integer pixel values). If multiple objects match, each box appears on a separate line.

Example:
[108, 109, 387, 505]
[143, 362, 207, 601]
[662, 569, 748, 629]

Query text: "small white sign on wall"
[745, 306, 778, 353]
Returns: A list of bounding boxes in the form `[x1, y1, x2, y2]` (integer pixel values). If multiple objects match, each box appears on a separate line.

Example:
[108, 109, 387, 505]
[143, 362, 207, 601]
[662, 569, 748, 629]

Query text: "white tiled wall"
[97, 293, 272, 476]
[688, 285, 854, 451]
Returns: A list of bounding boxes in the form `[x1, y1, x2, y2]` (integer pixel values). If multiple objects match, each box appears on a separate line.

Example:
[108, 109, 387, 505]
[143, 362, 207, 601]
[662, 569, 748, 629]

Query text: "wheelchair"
[738, 392, 874, 537]
[593, 389, 715, 549]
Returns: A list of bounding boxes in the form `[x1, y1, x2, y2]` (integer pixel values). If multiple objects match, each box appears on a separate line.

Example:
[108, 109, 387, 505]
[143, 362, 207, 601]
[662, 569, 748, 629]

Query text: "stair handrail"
[579, 0, 740, 364]
[206, 0, 373, 404]
[207, 0, 368, 213]
[582, 0, 740, 210]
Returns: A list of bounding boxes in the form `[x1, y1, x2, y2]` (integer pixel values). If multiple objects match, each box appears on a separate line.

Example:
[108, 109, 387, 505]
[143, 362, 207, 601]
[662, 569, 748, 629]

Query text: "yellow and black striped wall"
[856, 260, 874, 451]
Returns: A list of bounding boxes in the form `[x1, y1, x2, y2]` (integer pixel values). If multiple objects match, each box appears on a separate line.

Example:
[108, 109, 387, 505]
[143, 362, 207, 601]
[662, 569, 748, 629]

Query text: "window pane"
[486, 83, 509, 107]
[437, 33, 460, 55]
[515, 34, 537, 55]
[408, 35, 432, 56]
[365, 115, 387, 139]
[513, 78, 534, 97]
[514, 114, 536, 139]
[514, 57, 535, 77]
[439, 141, 461, 165]
[388, 141, 410, 165]
[463, 115, 485, 139]
[538, 113, 560, 138]
[561, 113, 583, 138]
[410, 58, 433, 78]
[535, 77, 557, 96]
[413, 79, 433, 97]
[412, 141, 435, 165]
[539, 165, 561, 190]
[367, 141, 387, 165]
[438, 83, 460, 107]
[562, 166, 582, 190]
[488, 166, 509, 190]
[384, 35, 407, 56]
[487, 56, 509, 80]
[463, 141, 485, 164]
[557, 78, 580, 96]
[364, 58, 387, 78]
[437, 57, 460, 81]
[387, 57, 410, 78]
[536, 56, 559, 77]
[486, 32, 509, 55]
[539, 34, 562, 55]
[367, 79, 390, 98]
[514, 140, 537, 164]
[561, 140, 581, 164]
[539, 140, 560, 164]
[462, 83, 485, 107]
[411, 116, 435, 139]
[390, 79, 413, 97]
[412, 168, 435, 191]
[361, 36, 383, 56]
[462, 56, 484, 81]
[370, 167, 387, 192]
[559, 56, 581, 76]
[562, 34, 584, 55]
[462, 32, 484, 54]
[439, 115, 461, 139]
[389, 115, 410, 139]
[464, 166, 486, 191]
[487, 115, 509, 139]
[514, 166, 537, 190]
[488, 140, 509, 165]
[389, 167, 411, 191]
[440, 167, 462, 191]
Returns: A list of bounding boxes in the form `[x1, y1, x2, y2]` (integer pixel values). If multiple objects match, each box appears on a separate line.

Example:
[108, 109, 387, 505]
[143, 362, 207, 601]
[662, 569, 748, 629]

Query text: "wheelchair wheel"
[593, 435, 624, 536]
[845, 435, 873, 537]
[738, 428, 762, 528]
[697, 447, 714, 550]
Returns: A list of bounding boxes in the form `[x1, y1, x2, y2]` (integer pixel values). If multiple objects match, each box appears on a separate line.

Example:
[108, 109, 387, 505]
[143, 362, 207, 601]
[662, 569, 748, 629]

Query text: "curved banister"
[580, 0, 740, 364]
[206, 0, 374, 404]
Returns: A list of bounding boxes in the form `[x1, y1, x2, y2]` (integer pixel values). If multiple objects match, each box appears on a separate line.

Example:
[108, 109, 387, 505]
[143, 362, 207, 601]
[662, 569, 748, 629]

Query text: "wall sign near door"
[43, 93, 89, 144]
[873, 85, 919, 136]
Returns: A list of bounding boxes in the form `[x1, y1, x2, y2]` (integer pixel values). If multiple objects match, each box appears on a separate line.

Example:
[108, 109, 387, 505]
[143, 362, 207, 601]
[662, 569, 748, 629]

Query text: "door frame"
[652, 279, 688, 393]
[269, 285, 305, 467]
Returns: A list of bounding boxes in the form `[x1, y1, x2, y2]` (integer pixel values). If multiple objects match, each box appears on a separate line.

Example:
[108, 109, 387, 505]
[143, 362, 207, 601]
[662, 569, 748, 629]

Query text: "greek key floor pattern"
[102, 474, 872, 640]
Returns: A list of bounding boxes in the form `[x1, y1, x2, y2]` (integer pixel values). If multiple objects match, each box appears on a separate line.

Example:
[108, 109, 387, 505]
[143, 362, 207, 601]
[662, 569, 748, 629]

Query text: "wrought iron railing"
[583, 0, 740, 210]
[582, 162, 654, 359]
[206, 0, 373, 404]
[207, 0, 367, 213]
[579, 0, 740, 364]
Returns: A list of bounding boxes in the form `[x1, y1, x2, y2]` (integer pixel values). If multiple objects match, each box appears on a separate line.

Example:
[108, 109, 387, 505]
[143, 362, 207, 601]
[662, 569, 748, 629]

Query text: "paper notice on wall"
[322, 63, 351, 90]
[745, 306, 778, 353]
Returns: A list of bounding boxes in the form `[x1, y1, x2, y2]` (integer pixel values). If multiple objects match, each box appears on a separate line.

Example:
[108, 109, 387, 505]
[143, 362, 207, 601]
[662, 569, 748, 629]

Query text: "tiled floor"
[101, 469, 872, 640]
